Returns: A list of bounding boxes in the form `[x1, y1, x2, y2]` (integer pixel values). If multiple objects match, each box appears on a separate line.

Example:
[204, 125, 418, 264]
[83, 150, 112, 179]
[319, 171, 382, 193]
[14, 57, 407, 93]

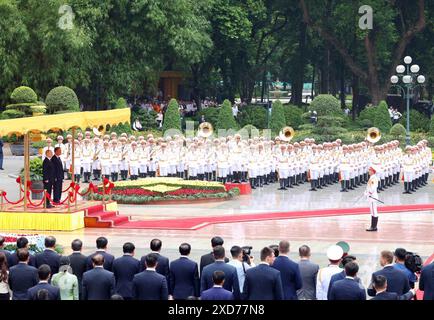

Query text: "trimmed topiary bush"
[359, 106, 377, 123]
[45, 86, 79, 114]
[238, 106, 267, 129]
[216, 99, 238, 130]
[430, 116, 434, 136]
[197, 107, 220, 128]
[309, 94, 341, 116]
[390, 123, 407, 138]
[373, 101, 392, 132]
[115, 97, 128, 109]
[270, 100, 286, 136]
[283, 105, 303, 129]
[11, 86, 37, 103]
[162, 99, 181, 132]
[132, 108, 157, 130]
[399, 110, 430, 132]
[2, 109, 25, 119]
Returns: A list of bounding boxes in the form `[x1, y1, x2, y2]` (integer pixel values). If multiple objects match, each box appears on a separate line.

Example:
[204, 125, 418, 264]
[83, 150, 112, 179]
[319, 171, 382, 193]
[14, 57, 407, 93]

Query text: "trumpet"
[93, 149, 100, 161]
[279, 126, 295, 142]
[366, 127, 381, 144]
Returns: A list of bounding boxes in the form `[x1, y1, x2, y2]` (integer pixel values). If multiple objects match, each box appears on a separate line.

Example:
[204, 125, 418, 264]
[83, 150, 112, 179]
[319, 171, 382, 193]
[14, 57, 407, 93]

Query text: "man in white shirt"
[227, 246, 254, 294]
[316, 245, 343, 300]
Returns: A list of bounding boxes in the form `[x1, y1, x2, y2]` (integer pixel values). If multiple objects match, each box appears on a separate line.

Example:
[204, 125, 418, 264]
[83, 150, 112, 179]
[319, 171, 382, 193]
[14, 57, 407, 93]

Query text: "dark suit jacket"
[43, 158, 55, 182]
[8, 263, 39, 300]
[68, 252, 87, 288]
[201, 261, 240, 300]
[82, 267, 115, 300]
[327, 270, 361, 299]
[0, 249, 12, 267]
[272, 255, 302, 300]
[419, 262, 434, 300]
[132, 270, 168, 300]
[329, 278, 366, 300]
[169, 257, 200, 299]
[35, 249, 61, 274]
[199, 252, 229, 274]
[51, 155, 64, 181]
[371, 291, 414, 300]
[9, 252, 36, 268]
[27, 282, 61, 300]
[0, 139, 3, 154]
[86, 250, 115, 271]
[112, 254, 141, 299]
[368, 266, 410, 296]
[243, 264, 284, 300]
[140, 252, 170, 281]
[201, 286, 234, 300]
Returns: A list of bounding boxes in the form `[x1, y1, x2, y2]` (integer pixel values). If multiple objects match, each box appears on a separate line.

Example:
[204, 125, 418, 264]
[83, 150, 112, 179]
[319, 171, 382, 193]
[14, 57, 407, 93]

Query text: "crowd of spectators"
[0, 235, 432, 300]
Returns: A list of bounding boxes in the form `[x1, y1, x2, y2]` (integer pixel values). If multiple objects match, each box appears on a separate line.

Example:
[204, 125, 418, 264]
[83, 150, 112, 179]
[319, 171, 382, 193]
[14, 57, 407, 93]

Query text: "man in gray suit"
[296, 245, 319, 300]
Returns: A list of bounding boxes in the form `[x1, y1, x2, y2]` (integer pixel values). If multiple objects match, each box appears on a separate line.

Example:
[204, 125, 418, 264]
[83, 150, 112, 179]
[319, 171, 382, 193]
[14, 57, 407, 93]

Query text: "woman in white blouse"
[0, 252, 11, 300]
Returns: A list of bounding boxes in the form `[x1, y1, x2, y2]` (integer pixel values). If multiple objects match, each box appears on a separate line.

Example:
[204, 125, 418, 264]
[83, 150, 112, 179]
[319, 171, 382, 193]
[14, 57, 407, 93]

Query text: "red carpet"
[114, 203, 434, 230]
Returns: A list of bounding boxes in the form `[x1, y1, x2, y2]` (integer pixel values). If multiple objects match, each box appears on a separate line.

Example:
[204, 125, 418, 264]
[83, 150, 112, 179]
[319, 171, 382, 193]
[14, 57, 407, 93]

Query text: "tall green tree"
[216, 99, 237, 130]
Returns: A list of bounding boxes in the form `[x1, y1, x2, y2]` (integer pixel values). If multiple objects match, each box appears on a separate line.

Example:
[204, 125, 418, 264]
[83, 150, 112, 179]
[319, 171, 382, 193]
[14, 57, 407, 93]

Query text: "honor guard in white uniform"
[277, 144, 289, 190]
[110, 140, 121, 181]
[42, 138, 55, 161]
[128, 142, 140, 180]
[147, 138, 158, 177]
[81, 139, 93, 183]
[157, 143, 170, 177]
[119, 137, 129, 181]
[366, 165, 380, 231]
[138, 140, 149, 178]
[217, 143, 230, 183]
[247, 144, 258, 189]
[339, 146, 351, 192]
[99, 141, 112, 180]
[402, 146, 414, 194]
[168, 141, 178, 177]
[54, 136, 67, 172]
[91, 137, 102, 181]
[65, 134, 73, 180]
[308, 145, 320, 191]
[72, 139, 82, 183]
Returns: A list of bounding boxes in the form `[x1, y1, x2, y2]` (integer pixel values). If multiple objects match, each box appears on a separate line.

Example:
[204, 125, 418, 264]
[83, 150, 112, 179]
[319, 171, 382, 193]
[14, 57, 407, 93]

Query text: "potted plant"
[30, 105, 47, 116]
[20, 157, 44, 200]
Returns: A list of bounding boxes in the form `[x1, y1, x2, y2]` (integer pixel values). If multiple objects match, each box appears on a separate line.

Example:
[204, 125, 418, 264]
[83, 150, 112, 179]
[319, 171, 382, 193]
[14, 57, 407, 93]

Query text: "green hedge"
[115, 97, 128, 109]
[399, 110, 430, 132]
[309, 94, 341, 116]
[45, 86, 79, 114]
[238, 106, 267, 129]
[430, 116, 434, 136]
[283, 105, 303, 129]
[11, 86, 37, 103]
[2, 109, 25, 119]
[197, 107, 220, 128]
[163, 99, 181, 133]
[270, 100, 286, 136]
[132, 108, 157, 130]
[373, 101, 392, 132]
[216, 99, 237, 130]
[390, 123, 407, 138]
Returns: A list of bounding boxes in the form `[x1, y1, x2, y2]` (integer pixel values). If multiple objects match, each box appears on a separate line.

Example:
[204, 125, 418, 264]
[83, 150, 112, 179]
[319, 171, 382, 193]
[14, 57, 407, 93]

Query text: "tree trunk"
[339, 65, 346, 109]
[290, 21, 308, 106]
[351, 75, 359, 121]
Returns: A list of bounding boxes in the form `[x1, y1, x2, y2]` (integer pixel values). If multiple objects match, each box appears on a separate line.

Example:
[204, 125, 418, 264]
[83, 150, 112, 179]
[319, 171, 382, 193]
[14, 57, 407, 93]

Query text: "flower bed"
[92, 177, 239, 205]
[0, 233, 63, 254]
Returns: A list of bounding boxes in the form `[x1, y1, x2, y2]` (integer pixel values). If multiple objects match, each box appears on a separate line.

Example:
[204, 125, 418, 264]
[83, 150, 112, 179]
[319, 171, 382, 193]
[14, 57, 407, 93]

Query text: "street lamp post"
[390, 56, 425, 146]
[266, 72, 271, 129]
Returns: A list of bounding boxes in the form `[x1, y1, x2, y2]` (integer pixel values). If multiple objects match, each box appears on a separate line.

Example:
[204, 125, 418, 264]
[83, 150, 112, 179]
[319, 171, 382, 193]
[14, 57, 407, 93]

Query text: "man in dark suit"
[82, 254, 116, 300]
[0, 138, 4, 170]
[140, 239, 169, 282]
[0, 236, 12, 267]
[327, 255, 361, 299]
[243, 247, 284, 300]
[200, 236, 229, 274]
[27, 264, 60, 300]
[86, 237, 115, 271]
[297, 245, 319, 300]
[42, 150, 55, 208]
[8, 237, 36, 267]
[113, 242, 140, 299]
[201, 271, 234, 300]
[35, 236, 61, 274]
[367, 250, 410, 297]
[8, 249, 39, 300]
[329, 262, 366, 300]
[419, 261, 434, 300]
[133, 253, 168, 300]
[169, 243, 200, 300]
[272, 240, 302, 300]
[371, 275, 415, 300]
[51, 147, 64, 203]
[200, 246, 240, 300]
[68, 239, 87, 298]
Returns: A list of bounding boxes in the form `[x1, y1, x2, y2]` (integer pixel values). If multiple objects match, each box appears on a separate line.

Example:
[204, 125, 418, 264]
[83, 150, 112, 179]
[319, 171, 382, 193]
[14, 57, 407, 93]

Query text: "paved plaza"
[1, 156, 433, 288]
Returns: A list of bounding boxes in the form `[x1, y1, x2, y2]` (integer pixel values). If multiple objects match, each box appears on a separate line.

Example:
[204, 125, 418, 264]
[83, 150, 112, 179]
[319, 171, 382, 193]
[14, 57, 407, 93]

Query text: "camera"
[242, 246, 253, 265]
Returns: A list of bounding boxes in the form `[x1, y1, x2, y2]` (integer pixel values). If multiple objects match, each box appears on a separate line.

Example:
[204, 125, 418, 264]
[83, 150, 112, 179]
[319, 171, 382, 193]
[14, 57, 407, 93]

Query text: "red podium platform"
[224, 182, 252, 195]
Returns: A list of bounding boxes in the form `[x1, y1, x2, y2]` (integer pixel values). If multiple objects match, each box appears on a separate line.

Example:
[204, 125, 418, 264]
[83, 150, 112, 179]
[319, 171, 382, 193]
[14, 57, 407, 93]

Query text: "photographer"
[228, 246, 255, 294]
[393, 248, 417, 288]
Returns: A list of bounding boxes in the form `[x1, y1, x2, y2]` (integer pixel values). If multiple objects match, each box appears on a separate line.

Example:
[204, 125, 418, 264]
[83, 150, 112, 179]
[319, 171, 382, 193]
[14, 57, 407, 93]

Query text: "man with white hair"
[316, 245, 343, 300]
[42, 138, 55, 161]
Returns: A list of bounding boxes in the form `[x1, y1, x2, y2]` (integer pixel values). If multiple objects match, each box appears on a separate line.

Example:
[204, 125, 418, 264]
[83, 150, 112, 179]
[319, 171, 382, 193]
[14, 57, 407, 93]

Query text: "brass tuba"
[92, 125, 104, 137]
[279, 126, 295, 142]
[366, 127, 381, 144]
[198, 122, 214, 138]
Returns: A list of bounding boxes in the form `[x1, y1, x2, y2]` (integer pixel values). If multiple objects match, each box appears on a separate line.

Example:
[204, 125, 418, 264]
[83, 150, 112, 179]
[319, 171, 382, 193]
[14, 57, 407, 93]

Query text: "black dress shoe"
[46, 204, 54, 209]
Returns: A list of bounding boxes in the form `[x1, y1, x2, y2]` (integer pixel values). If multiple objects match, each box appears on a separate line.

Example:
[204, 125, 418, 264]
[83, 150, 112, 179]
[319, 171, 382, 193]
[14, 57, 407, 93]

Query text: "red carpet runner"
[113, 203, 434, 230]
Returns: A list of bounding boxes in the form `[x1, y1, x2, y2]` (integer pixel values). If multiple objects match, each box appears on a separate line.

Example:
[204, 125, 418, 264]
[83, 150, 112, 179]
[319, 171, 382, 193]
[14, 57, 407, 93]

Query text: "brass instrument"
[92, 126, 104, 137]
[93, 149, 100, 161]
[366, 127, 381, 144]
[279, 126, 295, 142]
[198, 122, 214, 138]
